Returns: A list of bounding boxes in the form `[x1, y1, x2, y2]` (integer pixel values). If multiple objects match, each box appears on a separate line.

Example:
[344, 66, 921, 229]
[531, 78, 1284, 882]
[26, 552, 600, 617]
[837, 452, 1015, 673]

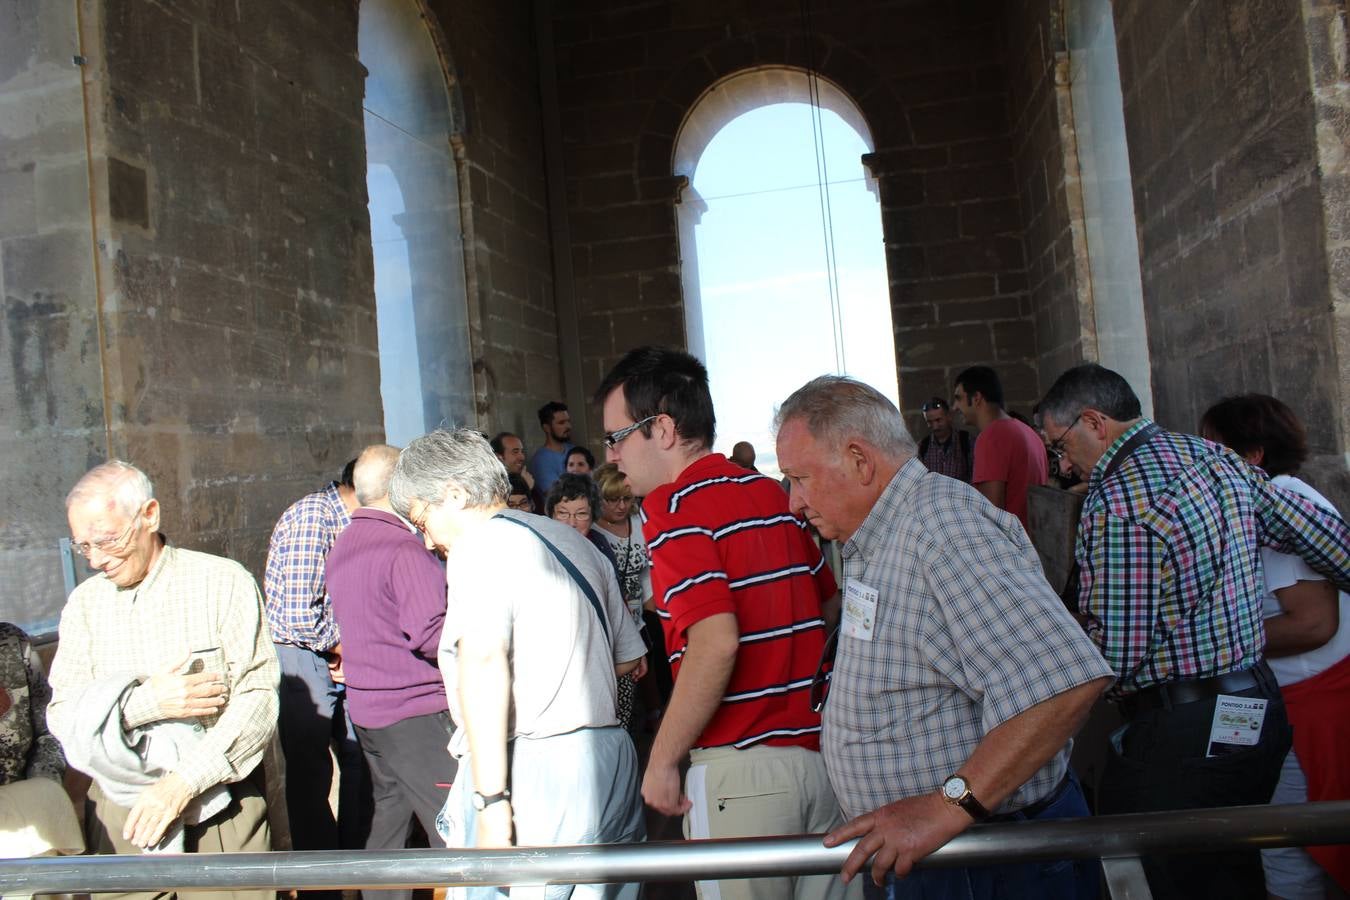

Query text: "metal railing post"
[1101, 856, 1152, 899]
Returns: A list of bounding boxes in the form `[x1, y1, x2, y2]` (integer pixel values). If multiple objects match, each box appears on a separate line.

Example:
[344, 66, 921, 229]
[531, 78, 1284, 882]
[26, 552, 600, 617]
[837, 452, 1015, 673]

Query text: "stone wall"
[84, 0, 385, 574]
[1005, 0, 1094, 390]
[1, 0, 560, 627]
[423, 0, 565, 439]
[1, 0, 107, 631]
[1113, 0, 1350, 505]
[551, 0, 1044, 421]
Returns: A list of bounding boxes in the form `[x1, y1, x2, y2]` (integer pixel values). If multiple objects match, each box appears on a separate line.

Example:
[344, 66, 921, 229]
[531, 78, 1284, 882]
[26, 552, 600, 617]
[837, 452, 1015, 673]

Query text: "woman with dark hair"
[545, 474, 643, 730]
[565, 446, 595, 476]
[1201, 393, 1350, 898]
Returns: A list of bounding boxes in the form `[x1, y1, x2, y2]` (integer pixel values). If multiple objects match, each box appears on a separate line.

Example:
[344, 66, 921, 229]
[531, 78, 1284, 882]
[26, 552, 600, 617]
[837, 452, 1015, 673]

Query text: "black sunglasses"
[922, 399, 948, 412]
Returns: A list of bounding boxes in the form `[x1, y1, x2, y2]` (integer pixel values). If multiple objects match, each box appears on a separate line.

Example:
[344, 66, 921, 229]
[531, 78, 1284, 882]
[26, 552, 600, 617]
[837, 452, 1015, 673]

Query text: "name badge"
[1207, 694, 1268, 757]
[841, 578, 879, 642]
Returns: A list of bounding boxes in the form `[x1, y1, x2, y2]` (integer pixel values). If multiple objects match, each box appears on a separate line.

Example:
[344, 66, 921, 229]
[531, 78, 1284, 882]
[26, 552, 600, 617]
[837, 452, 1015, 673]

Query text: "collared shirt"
[919, 430, 973, 483]
[826, 459, 1111, 820]
[1076, 419, 1350, 697]
[46, 544, 280, 797]
[327, 508, 449, 730]
[643, 454, 835, 752]
[263, 483, 350, 650]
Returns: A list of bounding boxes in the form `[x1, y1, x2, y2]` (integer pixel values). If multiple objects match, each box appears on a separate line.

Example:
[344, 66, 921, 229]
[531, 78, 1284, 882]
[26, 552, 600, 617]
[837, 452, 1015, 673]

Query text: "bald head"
[65, 460, 154, 517]
[354, 444, 401, 507]
[730, 441, 756, 470]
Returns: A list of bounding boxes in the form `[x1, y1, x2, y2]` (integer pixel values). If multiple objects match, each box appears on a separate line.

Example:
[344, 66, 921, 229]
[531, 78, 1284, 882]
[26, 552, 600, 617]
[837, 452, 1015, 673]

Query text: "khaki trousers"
[684, 744, 860, 900]
[86, 774, 271, 900]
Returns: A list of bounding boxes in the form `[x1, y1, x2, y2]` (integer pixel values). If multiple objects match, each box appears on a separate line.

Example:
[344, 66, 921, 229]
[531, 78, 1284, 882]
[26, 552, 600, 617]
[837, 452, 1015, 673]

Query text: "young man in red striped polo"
[597, 347, 853, 900]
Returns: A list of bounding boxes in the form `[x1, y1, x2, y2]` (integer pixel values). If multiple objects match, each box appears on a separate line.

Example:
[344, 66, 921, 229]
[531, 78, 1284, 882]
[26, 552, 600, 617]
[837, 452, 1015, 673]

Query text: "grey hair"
[389, 429, 509, 516]
[1039, 363, 1142, 426]
[774, 376, 916, 459]
[353, 444, 401, 506]
[65, 460, 155, 516]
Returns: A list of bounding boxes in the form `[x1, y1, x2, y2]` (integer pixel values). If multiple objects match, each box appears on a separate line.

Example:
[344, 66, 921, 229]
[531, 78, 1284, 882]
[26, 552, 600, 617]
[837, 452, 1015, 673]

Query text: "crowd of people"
[6, 347, 1350, 900]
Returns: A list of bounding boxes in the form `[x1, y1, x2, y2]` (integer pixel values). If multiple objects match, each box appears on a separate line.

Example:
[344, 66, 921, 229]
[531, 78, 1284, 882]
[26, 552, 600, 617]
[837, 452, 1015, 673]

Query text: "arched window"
[360, 0, 474, 443]
[675, 68, 900, 476]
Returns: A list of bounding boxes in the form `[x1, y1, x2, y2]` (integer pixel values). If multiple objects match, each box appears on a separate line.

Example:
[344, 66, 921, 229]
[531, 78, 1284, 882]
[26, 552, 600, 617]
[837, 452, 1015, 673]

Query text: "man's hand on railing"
[824, 791, 970, 887]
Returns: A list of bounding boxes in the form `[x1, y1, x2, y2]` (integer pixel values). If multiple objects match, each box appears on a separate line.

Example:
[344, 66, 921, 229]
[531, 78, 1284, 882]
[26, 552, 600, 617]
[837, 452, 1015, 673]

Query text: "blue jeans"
[862, 771, 1099, 900]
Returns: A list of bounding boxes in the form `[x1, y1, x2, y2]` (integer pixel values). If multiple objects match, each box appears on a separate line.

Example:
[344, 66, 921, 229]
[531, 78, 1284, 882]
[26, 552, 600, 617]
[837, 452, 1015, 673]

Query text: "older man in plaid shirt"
[263, 460, 367, 867]
[1040, 363, 1350, 899]
[50, 461, 278, 896]
[776, 376, 1112, 900]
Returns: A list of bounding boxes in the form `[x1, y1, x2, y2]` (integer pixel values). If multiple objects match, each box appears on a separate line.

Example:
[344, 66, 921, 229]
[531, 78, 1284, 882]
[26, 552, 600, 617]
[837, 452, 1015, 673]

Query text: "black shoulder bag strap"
[495, 514, 610, 641]
[1060, 422, 1163, 607]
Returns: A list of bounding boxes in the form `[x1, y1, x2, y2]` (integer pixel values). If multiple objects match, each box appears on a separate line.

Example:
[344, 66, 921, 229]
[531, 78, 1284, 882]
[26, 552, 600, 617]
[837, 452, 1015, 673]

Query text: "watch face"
[942, 776, 968, 800]
[472, 793, 486, 811]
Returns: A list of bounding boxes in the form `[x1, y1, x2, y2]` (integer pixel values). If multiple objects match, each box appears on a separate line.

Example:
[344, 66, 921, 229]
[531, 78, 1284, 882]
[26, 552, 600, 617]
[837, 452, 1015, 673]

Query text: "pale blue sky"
[691, 102, 899, 477]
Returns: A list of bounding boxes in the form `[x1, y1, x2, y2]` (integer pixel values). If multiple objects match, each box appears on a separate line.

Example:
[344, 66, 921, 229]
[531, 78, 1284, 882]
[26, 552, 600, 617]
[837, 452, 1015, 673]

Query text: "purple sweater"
[326, 508, 449, 729]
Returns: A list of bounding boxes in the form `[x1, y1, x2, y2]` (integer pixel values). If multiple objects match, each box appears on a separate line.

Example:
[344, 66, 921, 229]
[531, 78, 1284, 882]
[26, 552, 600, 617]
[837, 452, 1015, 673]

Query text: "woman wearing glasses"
[546, 474, 646, 730]
[591, 465, 653, 626]
[593, 464, 669, 732]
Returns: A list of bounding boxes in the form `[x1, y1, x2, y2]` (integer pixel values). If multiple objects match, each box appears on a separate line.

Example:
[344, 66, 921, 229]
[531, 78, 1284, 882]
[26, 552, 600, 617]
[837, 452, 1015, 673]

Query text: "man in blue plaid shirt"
[263, 459, 367, 876]
[1040, 364, 1350, 899]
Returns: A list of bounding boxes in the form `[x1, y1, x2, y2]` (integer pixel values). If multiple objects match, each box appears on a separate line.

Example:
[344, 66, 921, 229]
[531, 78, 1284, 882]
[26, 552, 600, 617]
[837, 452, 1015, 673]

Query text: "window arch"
[675, 67, 900, 476]
[359, 0, 474, 444]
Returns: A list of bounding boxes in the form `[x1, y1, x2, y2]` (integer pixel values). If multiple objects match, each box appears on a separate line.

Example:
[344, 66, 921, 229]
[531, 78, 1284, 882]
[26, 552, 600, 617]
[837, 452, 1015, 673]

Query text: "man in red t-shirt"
[596, 347, 853, 900]
[952, 366, 1047, 528]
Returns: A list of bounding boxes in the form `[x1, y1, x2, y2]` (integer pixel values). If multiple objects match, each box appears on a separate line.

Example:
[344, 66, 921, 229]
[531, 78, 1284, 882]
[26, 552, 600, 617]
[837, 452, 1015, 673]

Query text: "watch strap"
[956, 789, 990, 821]
[474, 789, 511, 809]
[942, 775, 990, 821]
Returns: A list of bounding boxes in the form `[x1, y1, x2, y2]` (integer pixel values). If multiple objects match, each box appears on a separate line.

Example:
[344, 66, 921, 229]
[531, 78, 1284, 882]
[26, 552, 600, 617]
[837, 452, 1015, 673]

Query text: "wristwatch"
[471, 789, 511, 811]
[941, 774, 990, 821]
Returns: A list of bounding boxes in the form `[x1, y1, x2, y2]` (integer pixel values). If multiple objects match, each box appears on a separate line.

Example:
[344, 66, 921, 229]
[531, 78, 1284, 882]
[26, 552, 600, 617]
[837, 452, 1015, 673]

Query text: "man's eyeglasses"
[921, 398, 948, 412]
[809, 626, 840, 713]
[507, 496, 533, 512]
[1047, 412, 1083, 461]
[71, 514, 142, 559]
[603, 415, 660, 450]
[407, 501, 431, 533]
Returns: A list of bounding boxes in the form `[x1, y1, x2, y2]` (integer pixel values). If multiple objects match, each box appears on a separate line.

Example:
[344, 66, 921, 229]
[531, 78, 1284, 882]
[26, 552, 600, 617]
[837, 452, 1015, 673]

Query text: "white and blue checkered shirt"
[823, 459, 1112, 819]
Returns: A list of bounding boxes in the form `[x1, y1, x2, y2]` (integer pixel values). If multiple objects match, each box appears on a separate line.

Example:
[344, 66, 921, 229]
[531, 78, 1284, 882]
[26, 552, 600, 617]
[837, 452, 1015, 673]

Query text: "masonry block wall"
[551, 0, 1044, 423]
[2, 0, 561, 629]
[424, 0, 564, 438]
[1, 1, 108, 630]
[84, 0, 385, 575]
[1113, 0, 1350, 506]
[1005, 0, 1093, 389]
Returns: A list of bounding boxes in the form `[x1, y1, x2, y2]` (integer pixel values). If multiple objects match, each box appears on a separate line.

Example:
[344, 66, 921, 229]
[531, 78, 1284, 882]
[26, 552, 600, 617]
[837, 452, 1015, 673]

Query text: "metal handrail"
[5, 801, 1350, 894]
